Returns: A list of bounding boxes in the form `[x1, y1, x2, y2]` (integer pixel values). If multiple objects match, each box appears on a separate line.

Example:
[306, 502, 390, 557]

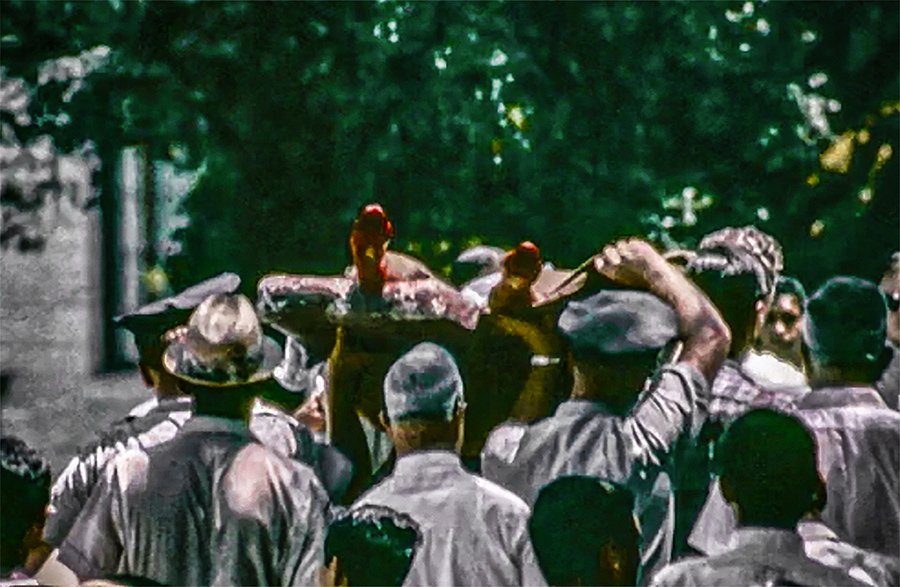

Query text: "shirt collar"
[796, 385, 886, 409]
[180, 415, 249, 437]
[797, 519, 841, 543]
[393, 450, 465, 478]
[731, 527, 806, 556]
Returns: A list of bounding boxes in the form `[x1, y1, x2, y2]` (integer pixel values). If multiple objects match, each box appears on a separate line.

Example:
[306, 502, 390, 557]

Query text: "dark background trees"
[3, 0, 897, 295]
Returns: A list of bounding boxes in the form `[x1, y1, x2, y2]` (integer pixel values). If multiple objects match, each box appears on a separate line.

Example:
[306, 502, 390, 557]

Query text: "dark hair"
[773, 276, 806, 304]
[688, 250, 761, 347]
[529, 476, 638, 586]
[714, 409, 819, 527]
[325, 505, 422, 587]
[804, 276, 887, 373]
[0, 436, 51, 572]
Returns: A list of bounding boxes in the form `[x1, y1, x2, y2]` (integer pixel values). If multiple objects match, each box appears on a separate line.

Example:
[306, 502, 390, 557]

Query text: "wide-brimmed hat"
[163, 294, 282, 387]
[115, 272, 241, 358]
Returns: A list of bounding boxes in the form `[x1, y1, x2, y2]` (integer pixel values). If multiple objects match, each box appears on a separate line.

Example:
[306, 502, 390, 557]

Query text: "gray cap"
[557, 291, 678, 359]
[383, 343, 464, 422]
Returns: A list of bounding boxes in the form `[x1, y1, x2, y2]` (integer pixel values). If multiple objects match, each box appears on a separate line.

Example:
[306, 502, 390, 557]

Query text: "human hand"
[592, 239, 668, 290]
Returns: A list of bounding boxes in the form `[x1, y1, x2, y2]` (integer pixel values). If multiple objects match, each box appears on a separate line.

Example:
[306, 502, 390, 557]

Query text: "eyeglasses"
[885, 291, 900, 313]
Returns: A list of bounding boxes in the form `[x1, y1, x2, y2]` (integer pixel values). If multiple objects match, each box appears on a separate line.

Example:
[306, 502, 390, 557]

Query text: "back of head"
[529, 476, 639, 586]
[325, 505, 422, 587]
[557, 290, 678, 408]
[688, 248, 765, 353]
[0, 436, 51, 573]
[715, 409, 819, 527]
[803, 276, 887, 377]
[383, 342, 464, 423]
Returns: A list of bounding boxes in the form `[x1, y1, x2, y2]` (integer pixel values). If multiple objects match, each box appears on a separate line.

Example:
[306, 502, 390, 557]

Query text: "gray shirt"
[57, 416, 328, 586]
[650, 528, 869, 586]
[481, 362, 707, 582]
[353, 450, 546, 587]
[44, 396, 192, 547]
[690, 385, 900, 560]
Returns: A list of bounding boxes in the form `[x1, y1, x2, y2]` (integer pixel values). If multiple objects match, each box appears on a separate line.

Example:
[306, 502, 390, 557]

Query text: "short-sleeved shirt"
[57, 416, 328, 587]
[481, 362, 707, 582]
[44, 396, 193, 547]
[650, 528, 869, 586]
[353, 450, 546, 587]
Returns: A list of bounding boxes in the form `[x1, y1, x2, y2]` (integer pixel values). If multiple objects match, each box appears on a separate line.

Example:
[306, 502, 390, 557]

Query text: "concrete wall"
[1, 202, 145, 475]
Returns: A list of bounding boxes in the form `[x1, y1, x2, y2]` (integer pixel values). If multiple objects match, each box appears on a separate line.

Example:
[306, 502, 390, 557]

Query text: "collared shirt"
[650, 527, 870, 586]
[795, 385, 900, 557]
[689, 385, 900, 560]
[43, 395, 193, 547]
[707, 359, 766, 423]
[481, 363, 707, 583]
[799, 520, 900, 587]
[57, 416, 329, 587]
[353, 450, 546, 587]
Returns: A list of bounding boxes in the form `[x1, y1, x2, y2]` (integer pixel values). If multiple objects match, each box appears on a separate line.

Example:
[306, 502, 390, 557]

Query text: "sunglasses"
[885, 291, 900, 313]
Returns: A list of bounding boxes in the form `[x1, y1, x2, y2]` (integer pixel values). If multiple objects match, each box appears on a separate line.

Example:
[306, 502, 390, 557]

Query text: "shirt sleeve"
[582, 362, 707, 479]
[55, 464, 124, 580]
[44, 444, 117, 547]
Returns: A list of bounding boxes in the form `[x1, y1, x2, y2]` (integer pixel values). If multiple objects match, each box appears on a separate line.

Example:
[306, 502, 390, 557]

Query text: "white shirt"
[799, 520, 900, 587]
[650, 527, 870, 586]
[57, 416, 329, 586]
[481, 363, 707, 582]
[353, 450, 546, 587]
[796, 386, 900, 557]
[689, 385, 900, 559]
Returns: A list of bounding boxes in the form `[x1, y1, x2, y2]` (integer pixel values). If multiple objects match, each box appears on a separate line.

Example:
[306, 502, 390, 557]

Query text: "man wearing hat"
[41, 272, 241, 554]
[56, 293, 329, 586]
[351, 342, 546, 586]
[481, 239, 730, 583]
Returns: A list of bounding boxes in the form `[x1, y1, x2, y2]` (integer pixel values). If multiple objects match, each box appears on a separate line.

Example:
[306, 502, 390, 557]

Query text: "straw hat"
[163, 294, 281, 387]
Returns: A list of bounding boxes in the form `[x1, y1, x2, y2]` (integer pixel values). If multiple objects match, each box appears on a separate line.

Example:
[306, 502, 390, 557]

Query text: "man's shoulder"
[471, 472, 531, 514]
[223, 442, 327, 514]
[482, 422, 530, 465]
[648, 555, 709, 585]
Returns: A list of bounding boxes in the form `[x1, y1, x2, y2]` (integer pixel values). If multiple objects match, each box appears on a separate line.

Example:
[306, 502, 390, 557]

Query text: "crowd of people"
[1, 205, 898, 587]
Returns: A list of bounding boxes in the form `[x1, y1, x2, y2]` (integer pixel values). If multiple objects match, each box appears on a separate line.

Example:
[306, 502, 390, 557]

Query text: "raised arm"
[593, 240, 730, 385]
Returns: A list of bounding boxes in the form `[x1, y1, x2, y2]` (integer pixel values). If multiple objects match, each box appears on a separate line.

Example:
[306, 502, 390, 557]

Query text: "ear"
[719, 475, 737, 505]
[598, 541, 624, 584]
[811, 474, 827, 516]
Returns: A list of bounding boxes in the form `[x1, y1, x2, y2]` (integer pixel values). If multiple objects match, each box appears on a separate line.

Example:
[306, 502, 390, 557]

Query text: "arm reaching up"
[593, 240, 730, 385]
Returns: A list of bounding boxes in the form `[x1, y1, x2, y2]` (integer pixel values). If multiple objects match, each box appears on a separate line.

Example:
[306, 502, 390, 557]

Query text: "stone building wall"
[0, 202, 144, 474]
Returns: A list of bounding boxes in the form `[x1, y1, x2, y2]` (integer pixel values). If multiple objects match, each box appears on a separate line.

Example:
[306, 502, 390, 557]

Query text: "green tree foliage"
[2, 0, 897, 290]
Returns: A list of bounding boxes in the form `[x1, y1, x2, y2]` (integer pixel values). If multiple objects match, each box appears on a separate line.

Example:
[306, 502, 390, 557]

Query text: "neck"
[809, 363, 875, 390]
[191, 390, 254, 422]
[389, 419, 462, 456]
[570, 365, 640, 416]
